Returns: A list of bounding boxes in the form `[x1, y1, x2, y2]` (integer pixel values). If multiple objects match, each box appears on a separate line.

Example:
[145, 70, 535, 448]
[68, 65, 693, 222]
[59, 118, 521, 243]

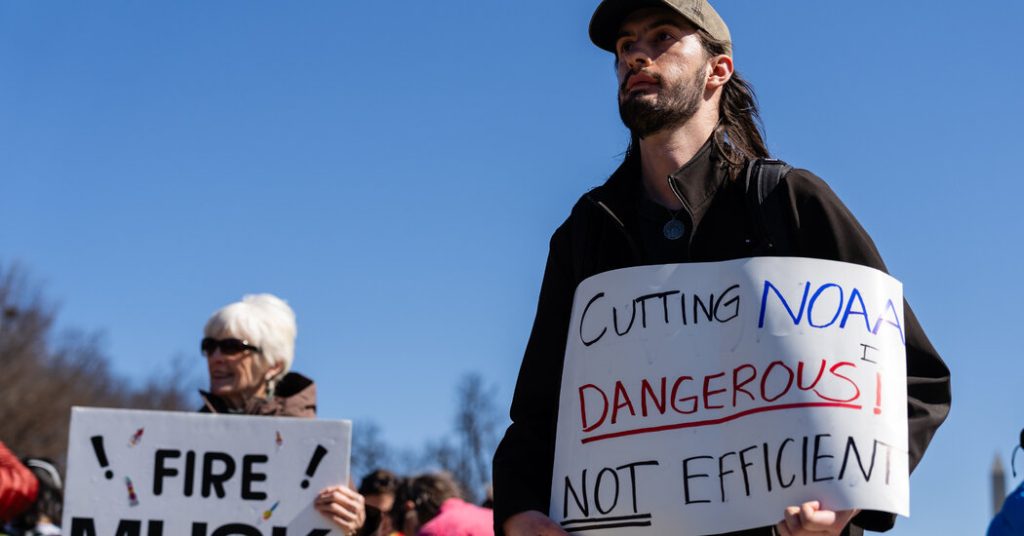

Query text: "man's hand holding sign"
[778, 502, 859, 536]
[548, 257, 908, 535]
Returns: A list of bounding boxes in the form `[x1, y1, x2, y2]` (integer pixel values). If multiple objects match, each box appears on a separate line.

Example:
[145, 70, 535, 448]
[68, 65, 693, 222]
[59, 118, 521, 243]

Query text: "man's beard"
[618, 66, 706, 138]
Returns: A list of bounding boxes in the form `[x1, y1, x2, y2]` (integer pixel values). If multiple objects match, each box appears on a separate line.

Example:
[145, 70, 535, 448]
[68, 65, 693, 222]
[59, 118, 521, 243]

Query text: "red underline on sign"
[580, 402, 862, 444]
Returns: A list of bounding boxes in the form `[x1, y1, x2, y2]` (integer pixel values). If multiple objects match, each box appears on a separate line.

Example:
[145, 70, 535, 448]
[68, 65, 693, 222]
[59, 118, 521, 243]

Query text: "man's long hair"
[624, 30, 770, 177]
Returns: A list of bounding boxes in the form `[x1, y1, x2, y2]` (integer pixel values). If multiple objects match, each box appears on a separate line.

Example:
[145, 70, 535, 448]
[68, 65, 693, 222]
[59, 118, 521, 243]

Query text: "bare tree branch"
[0, 262, 194, 467]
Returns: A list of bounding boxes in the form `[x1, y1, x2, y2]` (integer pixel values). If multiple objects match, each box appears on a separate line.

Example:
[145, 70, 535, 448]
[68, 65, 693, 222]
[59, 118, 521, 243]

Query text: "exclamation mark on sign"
[873, 373, 882, 415]
[91, 435, 114, 479]
[301, 445, 328, 489]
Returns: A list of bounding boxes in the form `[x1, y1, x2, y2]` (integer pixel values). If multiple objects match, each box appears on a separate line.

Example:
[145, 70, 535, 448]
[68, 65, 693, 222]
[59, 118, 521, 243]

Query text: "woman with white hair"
[199, 293, 372, 536]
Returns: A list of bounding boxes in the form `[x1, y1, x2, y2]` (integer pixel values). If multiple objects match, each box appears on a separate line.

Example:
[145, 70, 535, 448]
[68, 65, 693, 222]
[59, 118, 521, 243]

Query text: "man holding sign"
[493, 1, 951, 535]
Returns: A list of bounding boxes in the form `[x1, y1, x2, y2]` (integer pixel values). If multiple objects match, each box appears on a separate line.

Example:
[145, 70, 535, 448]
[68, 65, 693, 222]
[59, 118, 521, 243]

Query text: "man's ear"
[706, 54, 734, 91]
[264, 362, 284, 382]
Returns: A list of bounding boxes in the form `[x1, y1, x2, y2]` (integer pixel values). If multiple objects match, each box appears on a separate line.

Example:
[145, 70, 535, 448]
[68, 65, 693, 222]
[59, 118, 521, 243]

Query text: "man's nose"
[622, 44, 654, 70]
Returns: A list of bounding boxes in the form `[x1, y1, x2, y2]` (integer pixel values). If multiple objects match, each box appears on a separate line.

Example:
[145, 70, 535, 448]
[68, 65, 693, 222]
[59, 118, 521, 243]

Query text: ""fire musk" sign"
[549, 257, 909, 535]
[63, 408, 351, 536]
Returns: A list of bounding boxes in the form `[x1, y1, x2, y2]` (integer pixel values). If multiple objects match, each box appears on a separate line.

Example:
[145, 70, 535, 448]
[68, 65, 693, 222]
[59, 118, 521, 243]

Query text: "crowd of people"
[358, 469, 493, 536]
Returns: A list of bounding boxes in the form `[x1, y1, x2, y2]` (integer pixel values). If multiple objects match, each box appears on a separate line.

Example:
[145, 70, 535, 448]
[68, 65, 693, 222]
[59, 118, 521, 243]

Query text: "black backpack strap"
[745, 158, 794, 255]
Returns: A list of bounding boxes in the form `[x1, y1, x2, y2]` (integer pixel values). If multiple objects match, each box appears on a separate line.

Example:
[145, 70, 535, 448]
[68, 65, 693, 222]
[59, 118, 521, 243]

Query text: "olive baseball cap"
[589, 0, 731, 54]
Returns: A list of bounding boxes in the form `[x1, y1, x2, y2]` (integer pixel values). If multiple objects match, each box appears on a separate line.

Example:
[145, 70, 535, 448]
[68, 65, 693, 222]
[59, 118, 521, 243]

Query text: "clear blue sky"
[2, 1, 1022, 534]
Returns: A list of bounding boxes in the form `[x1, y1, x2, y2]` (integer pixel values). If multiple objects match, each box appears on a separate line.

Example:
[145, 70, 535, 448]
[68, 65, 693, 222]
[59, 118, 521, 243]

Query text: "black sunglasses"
[201, 337, 262, 357]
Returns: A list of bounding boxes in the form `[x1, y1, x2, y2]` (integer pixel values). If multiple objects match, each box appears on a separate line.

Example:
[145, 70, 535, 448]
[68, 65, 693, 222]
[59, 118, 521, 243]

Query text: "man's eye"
[658, 32, 673, 41]
[619, 41, 634, 53]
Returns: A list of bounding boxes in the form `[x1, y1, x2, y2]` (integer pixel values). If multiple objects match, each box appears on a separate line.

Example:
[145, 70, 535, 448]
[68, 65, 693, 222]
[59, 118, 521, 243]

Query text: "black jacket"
[493, 144, 951, 535]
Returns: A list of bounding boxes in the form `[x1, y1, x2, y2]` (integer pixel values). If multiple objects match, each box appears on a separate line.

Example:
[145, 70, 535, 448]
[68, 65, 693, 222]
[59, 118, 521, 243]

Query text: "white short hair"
[203, 293, 297, 380]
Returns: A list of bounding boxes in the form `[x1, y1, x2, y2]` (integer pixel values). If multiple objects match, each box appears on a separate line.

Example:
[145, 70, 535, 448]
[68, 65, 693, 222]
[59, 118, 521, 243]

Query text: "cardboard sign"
[549, 257, 909, 535]
[63, 407, 351, 536]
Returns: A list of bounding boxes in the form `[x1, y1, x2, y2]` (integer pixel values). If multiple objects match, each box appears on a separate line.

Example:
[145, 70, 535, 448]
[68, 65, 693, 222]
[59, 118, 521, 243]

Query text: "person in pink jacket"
[392, 473, 493, 536]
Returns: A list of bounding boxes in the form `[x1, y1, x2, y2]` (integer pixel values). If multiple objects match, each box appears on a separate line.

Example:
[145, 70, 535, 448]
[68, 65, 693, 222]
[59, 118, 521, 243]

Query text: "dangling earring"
[264, 376, 277, 400]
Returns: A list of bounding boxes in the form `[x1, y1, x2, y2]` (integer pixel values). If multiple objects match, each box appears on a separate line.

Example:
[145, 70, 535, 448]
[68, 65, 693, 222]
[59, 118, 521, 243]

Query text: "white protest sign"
[63, 407, 350, 536]
[549, 257, 909, 535]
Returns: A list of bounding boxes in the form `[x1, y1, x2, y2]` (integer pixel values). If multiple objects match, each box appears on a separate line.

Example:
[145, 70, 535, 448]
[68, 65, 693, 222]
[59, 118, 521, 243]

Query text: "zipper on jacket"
[584, 194, 643, 263]
[667, 174, 699, 253]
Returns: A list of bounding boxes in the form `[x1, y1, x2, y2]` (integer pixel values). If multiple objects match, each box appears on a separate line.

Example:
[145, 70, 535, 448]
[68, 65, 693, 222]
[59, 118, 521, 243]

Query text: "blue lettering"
[807, 283, 843, 328]
[758, 280, 810, 328]
[871, 299, 906, 345]
[759, 280, 903, 343]
[839, 288, 872, 331]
